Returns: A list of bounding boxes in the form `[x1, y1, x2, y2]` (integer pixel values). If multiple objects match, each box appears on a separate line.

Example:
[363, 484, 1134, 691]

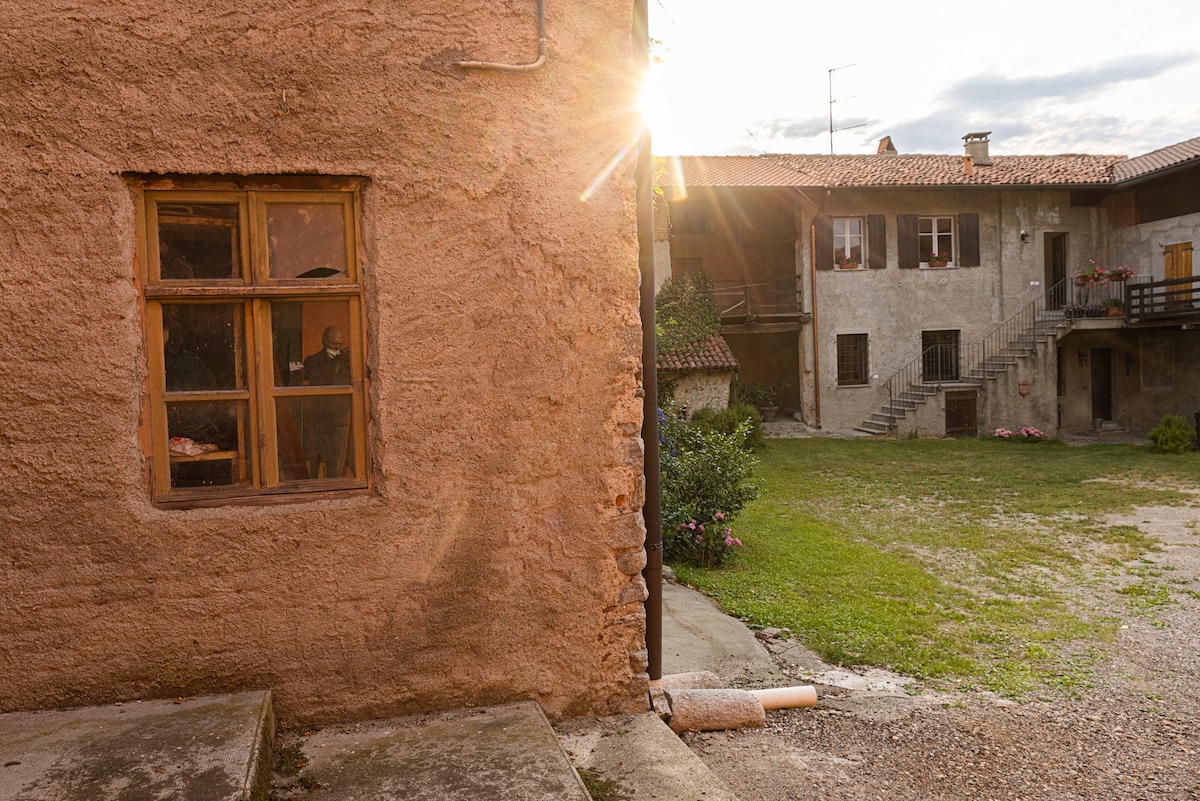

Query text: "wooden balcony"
[712, 275, 805, 324]
[1127, 275, 1200, 322]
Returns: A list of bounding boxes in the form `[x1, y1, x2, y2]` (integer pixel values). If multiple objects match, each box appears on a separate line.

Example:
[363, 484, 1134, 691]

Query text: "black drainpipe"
[633, 0, 662, 686]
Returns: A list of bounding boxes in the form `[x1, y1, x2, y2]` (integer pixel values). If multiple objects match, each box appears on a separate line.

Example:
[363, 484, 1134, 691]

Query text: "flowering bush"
[925, 251, 951, 263]
[994, 426, 1046, 442]
[660, 405, 759, 568]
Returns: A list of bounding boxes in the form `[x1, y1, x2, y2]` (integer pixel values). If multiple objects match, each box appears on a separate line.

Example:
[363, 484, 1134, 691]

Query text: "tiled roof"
[656, 155, 821, 188]
[657, 334, 739, 372]
[1112, 136, 1200, 182]
[772, 154, 1125, 187]
[659, 153, 1126, 189]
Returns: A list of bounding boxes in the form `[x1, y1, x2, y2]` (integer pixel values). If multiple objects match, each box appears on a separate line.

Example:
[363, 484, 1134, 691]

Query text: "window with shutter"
[867, 214, 887, 269]
[957, 213, 980, 266]
[897, 215, 919, 268]
[814, 215, 834, 270]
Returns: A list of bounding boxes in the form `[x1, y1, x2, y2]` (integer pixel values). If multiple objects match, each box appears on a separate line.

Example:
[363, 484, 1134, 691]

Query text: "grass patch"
[674, 438, 1197, 698]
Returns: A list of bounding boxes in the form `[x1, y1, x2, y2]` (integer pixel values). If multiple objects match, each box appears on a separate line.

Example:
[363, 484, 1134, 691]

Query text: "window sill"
[836, 382, 872, 388]
[920, 263, 957, 269]
[153, 480, 370, 510]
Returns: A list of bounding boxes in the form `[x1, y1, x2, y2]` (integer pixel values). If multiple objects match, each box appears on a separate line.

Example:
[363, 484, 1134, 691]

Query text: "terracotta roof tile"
[658, 153, 1126, 189]
[655, 155, 818, 188]
[657, 334, 739, 372]
[1112, 136, 1200, 182]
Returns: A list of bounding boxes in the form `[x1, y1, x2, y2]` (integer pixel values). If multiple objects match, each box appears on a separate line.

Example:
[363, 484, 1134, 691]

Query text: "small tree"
[1148, 414, 1196, 454]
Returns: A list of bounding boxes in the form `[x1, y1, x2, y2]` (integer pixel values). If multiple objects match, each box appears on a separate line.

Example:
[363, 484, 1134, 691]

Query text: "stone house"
[657, 334, 739, 416]
[659, 134, 1200, 438]
[0, 1, 652, 726]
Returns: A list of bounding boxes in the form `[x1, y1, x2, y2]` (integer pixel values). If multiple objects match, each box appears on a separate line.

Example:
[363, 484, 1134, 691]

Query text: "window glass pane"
[275, 396, 356, 482]
[270, 300, 353, 388]
[847, 219, 862, 236]
[163, 304, 243, 391]
[167, 400, 249, 488]
[937, 217, 952, 234]
[918, 218, 933, 235]
[157, 203, 241, 280]
[267, 203, 349, 279]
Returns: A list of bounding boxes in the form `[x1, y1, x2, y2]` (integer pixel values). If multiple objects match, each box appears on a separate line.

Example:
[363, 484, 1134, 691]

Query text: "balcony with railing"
[712, 275, 804, 323]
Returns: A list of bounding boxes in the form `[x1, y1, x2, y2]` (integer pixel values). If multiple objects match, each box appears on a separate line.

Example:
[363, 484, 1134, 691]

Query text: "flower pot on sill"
[838, 262, 860, 270]
[1106, 306, 1124, 317]
[928, 260, 948, 269]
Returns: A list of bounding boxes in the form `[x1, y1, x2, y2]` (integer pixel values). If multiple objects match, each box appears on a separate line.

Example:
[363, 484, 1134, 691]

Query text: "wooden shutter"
[867, 214, 886, 269]
[958, 213, 980, 266]
[814, 215, 833, 270]
[897, 214, 919, 268]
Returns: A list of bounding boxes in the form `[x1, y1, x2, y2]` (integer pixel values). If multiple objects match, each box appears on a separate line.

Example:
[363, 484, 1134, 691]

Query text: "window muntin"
[836, 333, 869, 386]
[919, 216, 954, 267]
[141, 186, 367, 504]
[833, 218, 864, 268]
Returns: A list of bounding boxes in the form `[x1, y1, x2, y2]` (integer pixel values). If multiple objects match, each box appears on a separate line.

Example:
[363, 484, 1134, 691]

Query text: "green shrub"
[1148, 414, 1196, 454]
[659, 407, 760, 567]
[690, 403, 765, 451]
[655, 272, 720, 355]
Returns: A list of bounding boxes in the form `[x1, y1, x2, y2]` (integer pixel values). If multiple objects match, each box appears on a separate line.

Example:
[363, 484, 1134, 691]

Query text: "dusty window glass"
[270, 300, 353, 388]
[157, 203, 241, 280]
[162, 304, 243, 391]
[275, 395, 355, 482]
[266, 203, 349, 279]
[833, 218, 864, 267]
[918, 216, 954, 266]
[166, 400, 250, 488]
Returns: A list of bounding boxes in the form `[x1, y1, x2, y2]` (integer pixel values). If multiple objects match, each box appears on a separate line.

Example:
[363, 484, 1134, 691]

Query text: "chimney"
[963, 131, 992, 166]
[876, 136, 897, 155]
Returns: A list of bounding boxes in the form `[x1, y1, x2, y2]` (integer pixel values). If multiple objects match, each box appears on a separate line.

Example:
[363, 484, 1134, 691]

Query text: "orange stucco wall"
[0, 1, 649, 725]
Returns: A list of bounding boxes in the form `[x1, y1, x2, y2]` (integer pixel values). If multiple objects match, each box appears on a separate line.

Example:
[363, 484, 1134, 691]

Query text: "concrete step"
[0, 691, 273, 801]
[556, 712, 740, 801]
[275, 701, 590, 801]
[855, 420, 890, 434]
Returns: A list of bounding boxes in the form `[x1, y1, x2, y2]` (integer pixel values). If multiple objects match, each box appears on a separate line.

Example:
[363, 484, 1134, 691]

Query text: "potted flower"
[1107, 265, 1135, 282]
[836, 254, 861, 270]
[925, 251, 950, 268]
[736, 381, 781, 420]
[1074, 259, 1102, 285]
[1105, 296, 1125, 317]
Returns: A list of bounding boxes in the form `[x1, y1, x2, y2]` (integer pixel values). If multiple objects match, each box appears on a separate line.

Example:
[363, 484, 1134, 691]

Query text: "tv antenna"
[828, 63, 866, 154]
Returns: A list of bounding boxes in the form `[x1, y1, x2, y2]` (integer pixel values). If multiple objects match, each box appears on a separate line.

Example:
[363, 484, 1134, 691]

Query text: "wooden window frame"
[918, 216, 955, 268]
[135, 179, 371, 508]
[836, 333, 870, 386]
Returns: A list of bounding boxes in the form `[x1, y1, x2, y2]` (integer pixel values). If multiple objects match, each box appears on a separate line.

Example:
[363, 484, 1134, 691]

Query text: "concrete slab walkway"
[0, 691, 272, 801]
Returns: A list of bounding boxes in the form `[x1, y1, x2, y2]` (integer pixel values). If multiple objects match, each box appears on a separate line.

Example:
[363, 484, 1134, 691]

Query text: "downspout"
[633, 0, 663, 687]
[810, 224, 821, 427]
[452, 0, 548, 72]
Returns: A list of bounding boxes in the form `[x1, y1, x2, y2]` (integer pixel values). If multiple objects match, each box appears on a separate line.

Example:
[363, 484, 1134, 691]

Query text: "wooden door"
[1165, 242, 1194, 307]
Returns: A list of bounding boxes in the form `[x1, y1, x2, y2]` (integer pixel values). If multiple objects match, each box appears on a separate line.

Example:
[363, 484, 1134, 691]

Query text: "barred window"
[836, 333, 869, 386]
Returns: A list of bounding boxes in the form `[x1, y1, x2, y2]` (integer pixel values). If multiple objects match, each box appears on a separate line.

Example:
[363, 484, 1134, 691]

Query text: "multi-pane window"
[833, 218, 864, 268]
[919, 216, 954, 266]
[836, 333, 870, 386]
[138, 182, 369, 505]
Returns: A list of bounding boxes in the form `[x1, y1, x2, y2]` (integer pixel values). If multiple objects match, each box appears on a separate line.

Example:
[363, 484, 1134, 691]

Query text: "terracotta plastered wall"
[0, 1, 648, 724]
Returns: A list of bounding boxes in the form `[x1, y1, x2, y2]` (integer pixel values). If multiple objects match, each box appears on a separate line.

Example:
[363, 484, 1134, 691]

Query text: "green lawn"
[672, 438, 1200, 698]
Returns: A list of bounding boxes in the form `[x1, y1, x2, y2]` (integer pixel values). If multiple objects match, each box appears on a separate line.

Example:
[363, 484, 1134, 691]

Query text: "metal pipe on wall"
[452, 0, 548, 72]
[633, 0, 663, 685]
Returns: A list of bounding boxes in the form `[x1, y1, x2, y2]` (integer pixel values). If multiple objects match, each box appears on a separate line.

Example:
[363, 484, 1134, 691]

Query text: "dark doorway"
[945, 390, 978, 436]
[1091, 347, 1113, 422]
[921, 330, 960, 382]
[1045, 233, 1068, 309]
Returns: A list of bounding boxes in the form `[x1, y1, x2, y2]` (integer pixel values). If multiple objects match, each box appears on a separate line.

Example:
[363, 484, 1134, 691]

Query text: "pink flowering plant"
[659, 405, 760, 568]
[993, 426, 1046, 442]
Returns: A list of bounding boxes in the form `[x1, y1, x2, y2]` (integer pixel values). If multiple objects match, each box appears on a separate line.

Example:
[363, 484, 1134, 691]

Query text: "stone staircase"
[854, 310, 1068, 436]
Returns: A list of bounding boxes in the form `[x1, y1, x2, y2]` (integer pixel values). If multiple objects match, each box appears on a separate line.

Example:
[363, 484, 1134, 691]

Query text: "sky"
[644, 0, 1200, 158]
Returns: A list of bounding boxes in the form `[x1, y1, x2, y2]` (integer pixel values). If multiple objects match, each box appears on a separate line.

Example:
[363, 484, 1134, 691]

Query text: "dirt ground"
[683, 501, 1200, 801]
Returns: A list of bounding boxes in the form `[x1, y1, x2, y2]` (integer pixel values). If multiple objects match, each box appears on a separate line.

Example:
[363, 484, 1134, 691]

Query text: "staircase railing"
[882, 278, 1075, 430]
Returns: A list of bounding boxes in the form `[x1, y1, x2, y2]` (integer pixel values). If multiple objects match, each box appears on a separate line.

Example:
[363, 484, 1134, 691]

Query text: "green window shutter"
[814, 215, 833, 270]
[867, 214, 886, 269]
[958, 213, 980, 266]
[897, 214, 919, 268]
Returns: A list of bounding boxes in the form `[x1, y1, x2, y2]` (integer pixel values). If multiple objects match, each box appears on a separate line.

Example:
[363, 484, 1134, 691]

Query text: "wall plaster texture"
[0, 0, 650, 725]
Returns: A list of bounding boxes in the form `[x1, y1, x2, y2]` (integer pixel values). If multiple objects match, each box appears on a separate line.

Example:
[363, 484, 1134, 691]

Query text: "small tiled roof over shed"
[657, 334, 739, 372]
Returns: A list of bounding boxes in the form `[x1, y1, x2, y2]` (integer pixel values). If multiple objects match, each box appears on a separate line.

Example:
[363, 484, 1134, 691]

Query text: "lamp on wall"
[1020, 229, 1030, 243]
[1077, 349, 1088, 366]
